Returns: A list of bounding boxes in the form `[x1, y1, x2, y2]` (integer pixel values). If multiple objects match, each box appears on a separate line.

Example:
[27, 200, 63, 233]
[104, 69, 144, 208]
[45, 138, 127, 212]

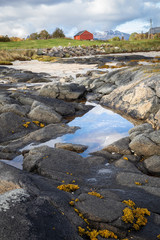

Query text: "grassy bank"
[0, 38, 104, 50]
[0, 38, 160, 52]
[0, 38, 160, 64]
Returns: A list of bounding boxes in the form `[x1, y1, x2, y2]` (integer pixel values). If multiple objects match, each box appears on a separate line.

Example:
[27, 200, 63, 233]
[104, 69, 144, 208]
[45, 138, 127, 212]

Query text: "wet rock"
[103, 137, 131, 155]
[144, 155, 160, 175]
[55, 143, 88, 153]
[28, 104, 62, 124]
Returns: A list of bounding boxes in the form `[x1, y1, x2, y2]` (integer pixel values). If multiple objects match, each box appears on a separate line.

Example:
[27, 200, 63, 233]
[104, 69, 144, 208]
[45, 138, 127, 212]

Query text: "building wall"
[74, 31, 93, 40]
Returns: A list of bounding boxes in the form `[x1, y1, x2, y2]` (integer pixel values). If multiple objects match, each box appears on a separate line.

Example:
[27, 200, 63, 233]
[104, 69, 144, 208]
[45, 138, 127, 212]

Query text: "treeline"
[28, 28, 65, 40]
[0, 35, 24, 42]
[129, 32, 160, 40]
[0, 28, 65, 42]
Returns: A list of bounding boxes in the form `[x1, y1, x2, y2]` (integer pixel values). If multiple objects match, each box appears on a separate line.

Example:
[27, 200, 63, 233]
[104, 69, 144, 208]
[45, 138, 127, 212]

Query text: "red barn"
[74, 30, 93, 40]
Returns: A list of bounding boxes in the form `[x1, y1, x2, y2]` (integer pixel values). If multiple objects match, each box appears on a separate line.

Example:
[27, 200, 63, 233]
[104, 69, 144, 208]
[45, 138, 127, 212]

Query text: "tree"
[129, 32, 138, 41]
[29, 32, 39, 40]
[111, 36, 120, 41]
[0, 35, 10, 42]
[38, 30, 50, 40]
[52, 28, 65, 38]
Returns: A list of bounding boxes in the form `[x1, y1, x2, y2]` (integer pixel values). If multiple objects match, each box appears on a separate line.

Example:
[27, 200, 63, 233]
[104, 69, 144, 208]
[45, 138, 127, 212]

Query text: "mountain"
[93, 30, 130, 40]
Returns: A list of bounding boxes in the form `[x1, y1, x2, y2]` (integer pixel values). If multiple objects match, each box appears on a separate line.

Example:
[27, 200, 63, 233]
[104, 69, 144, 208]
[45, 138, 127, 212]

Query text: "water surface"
[22, 102, 133, 157]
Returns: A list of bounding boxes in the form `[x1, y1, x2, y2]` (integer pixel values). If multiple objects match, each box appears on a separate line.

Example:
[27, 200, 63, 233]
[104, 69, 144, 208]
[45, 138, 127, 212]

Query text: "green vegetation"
[0, 38, 160, 53]
[0, 38, 104, 50]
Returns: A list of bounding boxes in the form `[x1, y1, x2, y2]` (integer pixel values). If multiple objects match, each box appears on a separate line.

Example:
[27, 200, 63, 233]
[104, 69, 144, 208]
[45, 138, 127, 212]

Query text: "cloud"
[0, 0, 160, 37]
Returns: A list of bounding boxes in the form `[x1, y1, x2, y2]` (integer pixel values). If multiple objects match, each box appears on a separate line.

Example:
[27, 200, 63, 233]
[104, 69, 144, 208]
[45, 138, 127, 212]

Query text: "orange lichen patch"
[57, 184, 79, 192]
[123, 157, 128, 160]
[23, 121, 30, 128]
[122, 199, 150, 231]
[69, 201, 75, 206]
[135, 182, 142, 186]
[78, 227, 118, 240]
[32, 120, 40, 126]
[88, 191, 104, 199]
[33, 121, 45, 128]
[75, 198, 79, 202]
[157, 234, 160, 239]
[0, 180, 21, 194]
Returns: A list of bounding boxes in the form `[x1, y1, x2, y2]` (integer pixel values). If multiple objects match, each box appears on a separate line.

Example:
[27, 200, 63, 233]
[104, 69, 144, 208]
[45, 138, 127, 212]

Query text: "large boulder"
[39, 83, 86, 100]
[101, 66, 160, 121]
[144, 155, 160, 175]
[129, 129, 160, 157]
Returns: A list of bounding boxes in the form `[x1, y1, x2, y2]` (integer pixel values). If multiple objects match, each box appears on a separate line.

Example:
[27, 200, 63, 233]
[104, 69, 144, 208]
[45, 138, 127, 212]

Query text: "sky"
[0, 0, 160, 38]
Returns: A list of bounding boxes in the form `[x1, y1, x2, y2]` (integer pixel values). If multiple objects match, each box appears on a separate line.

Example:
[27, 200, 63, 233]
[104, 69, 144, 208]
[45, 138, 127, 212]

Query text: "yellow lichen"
[78, 227, 118, 240]
[157, 234, 160, 239]
[122, 207, 134, 224]
[88, 191, 104, 199]
[57, 184, 79, 192]
[123, 157, 128, 160]
[40, 123, 45, 128]
[99, 229, 118, 239]
[23, 122, 30, 128]
[69, 201, 75, 206]
[122, 200, 136, 208]
[122, 199, 150, 231]
[135, 182, 142, 186]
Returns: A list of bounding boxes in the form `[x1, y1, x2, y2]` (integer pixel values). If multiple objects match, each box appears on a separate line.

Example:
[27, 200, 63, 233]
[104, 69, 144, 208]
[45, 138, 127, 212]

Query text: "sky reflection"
[28, 102, 133, 157]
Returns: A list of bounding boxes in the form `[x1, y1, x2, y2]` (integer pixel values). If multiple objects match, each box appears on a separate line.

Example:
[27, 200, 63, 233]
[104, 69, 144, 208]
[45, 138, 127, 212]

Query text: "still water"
[1, 102, 133, 169]
[23, 102, 133, 157]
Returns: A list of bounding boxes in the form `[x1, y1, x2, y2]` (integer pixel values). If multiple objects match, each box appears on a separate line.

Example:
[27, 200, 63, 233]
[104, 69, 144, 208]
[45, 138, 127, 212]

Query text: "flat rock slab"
[75, 193, 124, 223]
[55, 143, 88, 153]
[23, 146, 95, 181]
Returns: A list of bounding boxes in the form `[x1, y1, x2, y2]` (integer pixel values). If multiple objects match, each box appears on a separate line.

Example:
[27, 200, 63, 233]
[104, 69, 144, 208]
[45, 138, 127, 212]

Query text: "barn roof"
[149, 27, 160, 34]
[74, 30, 86, 37]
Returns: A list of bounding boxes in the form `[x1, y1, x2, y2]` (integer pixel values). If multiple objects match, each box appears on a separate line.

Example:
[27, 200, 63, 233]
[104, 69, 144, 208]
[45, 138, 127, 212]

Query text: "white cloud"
[0, 0, 159, 37]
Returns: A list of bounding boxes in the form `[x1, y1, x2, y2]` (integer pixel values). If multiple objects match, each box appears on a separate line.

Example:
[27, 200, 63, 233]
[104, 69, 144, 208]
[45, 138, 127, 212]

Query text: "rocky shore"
[0, 54, 160, 240]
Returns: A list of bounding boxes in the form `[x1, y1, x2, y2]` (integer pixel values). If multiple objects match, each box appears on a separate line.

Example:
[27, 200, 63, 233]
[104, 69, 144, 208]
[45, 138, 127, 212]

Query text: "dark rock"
[75, 193, 124, 223]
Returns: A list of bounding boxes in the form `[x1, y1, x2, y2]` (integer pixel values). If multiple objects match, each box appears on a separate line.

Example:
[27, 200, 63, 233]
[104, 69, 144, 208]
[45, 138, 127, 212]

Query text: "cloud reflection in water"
[35, 102, 133, 157]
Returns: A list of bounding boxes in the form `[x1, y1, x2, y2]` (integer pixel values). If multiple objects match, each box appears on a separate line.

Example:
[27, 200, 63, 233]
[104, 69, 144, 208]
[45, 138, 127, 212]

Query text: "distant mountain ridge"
[93, 30, 130, 40]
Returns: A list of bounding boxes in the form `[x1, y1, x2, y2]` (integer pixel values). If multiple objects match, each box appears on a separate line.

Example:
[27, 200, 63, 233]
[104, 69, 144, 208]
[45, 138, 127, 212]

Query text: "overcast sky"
[0, 0, 160, 38]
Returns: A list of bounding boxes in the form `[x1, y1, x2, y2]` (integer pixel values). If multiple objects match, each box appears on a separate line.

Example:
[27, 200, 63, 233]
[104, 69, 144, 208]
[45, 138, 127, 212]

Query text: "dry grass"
[0, 180, 21, 194]
[0, 49, 36, 62]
